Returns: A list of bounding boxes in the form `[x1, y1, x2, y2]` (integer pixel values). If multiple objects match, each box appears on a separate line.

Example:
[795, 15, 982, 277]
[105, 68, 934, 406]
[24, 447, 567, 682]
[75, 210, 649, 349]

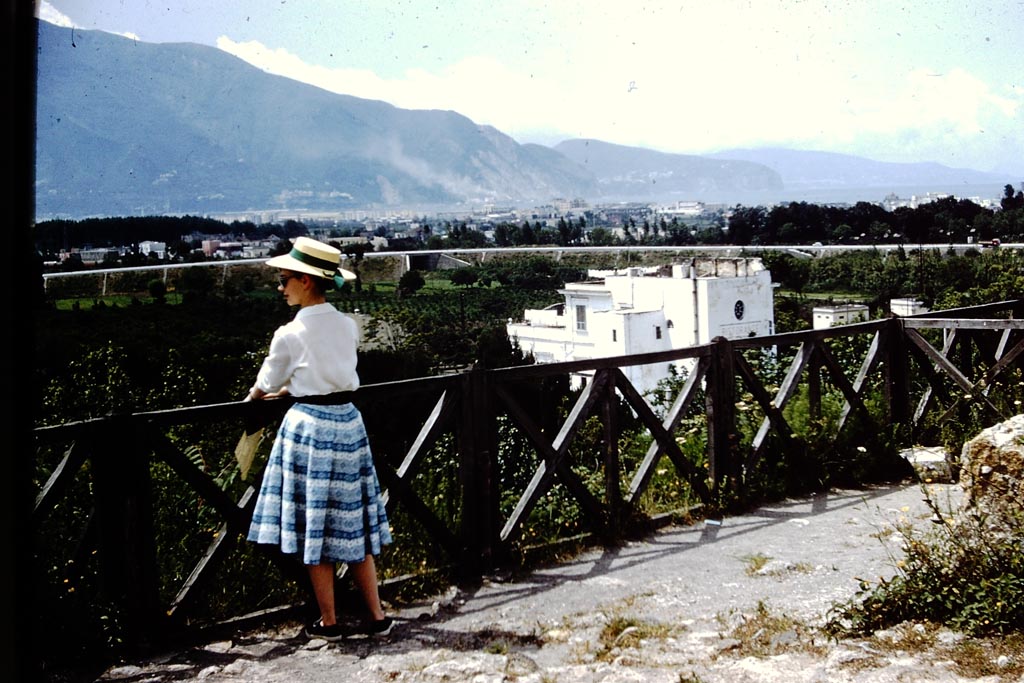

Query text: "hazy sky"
[37, 1, 1024, 176]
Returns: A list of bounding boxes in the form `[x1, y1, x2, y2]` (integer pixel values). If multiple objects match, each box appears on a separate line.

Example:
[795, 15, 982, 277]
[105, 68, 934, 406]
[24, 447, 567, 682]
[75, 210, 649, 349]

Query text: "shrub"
[825, 487, 1024, 636]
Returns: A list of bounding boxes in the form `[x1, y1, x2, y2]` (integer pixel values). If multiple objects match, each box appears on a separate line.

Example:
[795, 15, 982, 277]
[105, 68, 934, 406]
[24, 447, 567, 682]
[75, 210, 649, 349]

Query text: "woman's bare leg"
[307, 563, 337, 625]
[349, 554, 385, 621]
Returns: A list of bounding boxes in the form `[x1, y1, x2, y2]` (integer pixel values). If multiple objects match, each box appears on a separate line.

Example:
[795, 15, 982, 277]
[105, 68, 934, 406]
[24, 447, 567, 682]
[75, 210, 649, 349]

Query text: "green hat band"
[289, 247, 337, 274]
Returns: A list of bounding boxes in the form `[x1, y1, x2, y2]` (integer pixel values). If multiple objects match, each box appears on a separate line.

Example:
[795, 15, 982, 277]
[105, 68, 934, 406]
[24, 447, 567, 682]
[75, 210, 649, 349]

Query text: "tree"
[178, 265, 216, 302]
[520, 221, 536, 246]
[398, 269, 425, 297]
[148, 278, 167, 303]
[728, 206, 766, 245]
[1001, 184, 1024, 211]
[450, 268, 478, 288]
[493, 222, 517, 247]
[167, 239, 191, 260]
[268, 239, 291, 257]
[280, 219, 308, 238]
[589, 227, 614, 246]
[341, 242, 372, 292]
[571, 218, 584, 244]
[557, 217, 571, 246]
[761, 252, 810, 298]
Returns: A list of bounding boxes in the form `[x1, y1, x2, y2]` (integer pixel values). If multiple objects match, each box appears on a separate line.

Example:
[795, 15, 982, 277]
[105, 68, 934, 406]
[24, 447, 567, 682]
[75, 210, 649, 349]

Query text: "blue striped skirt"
[247, 402, 393, 565]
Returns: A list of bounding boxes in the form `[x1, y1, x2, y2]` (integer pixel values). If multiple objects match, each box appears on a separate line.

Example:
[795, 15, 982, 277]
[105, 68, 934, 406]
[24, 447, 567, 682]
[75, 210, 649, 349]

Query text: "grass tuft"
[719, 601, 826, 658]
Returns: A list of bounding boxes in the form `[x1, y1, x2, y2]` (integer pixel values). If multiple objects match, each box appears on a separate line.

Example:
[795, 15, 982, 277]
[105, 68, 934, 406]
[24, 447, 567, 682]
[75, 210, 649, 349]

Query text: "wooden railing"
[30, 299, 1024, 650]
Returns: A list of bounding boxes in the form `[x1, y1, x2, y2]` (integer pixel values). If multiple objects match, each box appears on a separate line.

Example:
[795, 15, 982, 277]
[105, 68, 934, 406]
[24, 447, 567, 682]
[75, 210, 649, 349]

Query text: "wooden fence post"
[601, 369, 622, 541]
[808, 350, 822, 423]
[706, 336, 738, 504]
[91, 418, 164, 649]
[884, 317, 911, 430]
[457, 365, 499, 579]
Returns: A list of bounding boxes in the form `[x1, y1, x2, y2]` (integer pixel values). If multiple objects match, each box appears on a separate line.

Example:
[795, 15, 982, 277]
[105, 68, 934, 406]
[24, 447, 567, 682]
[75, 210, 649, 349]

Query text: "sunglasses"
[278, 274, 299, 288]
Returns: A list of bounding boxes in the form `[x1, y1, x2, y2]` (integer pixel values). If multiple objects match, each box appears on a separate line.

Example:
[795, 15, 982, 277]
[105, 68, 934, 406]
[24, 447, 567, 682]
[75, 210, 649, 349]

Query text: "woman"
[246, 236, 393, 641]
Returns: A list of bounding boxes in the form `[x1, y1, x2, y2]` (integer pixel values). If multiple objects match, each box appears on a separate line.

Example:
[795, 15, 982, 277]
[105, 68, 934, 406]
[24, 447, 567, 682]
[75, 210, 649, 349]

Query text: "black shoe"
[358, 616, 393, 637]
[304, 618, 347, 642]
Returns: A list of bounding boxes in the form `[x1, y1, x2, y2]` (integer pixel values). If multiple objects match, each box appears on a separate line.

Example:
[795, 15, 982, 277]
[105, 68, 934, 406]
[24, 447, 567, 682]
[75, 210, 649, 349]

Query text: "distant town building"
[656, 201, 706, 218]
[812, 303, 870, 330]
[139, 241, 166, 259]
[201, 240, 221, 257]
[60, 247, 119, 265]
[241, 244, 274, 259]
[507, 258, 775, 394]
[213, 242, 245, 258]
[334, 236, 374, 249]
[592, 203, 654, 227]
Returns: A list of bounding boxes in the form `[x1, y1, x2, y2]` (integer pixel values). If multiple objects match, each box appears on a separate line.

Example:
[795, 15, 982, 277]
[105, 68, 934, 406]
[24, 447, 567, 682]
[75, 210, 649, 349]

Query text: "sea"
[720, 182, 1014, 208]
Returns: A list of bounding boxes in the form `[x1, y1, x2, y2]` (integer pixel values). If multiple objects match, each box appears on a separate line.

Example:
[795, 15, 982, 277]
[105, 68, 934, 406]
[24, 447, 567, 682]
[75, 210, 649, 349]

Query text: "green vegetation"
[33, 184, 1024, 265]
[763, 244, 1024, 311]
[28, 234, 1024, 675]
[594, 613, 676, 661]
[740, 552, 773, 575]
[719, 601, 825, 659]
[825, 489, 1024, 637]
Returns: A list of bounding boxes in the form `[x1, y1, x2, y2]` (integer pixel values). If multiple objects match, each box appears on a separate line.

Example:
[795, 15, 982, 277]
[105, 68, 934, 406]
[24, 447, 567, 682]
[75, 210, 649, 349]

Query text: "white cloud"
[217, 37, 568, 129]
[218, 37, 403, 101]
[38, 0, 140, 40]
[36, 1, 73, 27]
[216, 30, 1022, 173]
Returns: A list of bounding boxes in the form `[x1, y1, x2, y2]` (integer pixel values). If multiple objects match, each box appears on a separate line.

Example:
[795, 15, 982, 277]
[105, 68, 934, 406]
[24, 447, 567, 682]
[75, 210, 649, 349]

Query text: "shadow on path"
[89, 481, 936, 682]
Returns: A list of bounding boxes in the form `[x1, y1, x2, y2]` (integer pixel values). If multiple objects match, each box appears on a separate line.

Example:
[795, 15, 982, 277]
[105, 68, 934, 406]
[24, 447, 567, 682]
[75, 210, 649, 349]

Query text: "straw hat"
[266, 237, 357, 288]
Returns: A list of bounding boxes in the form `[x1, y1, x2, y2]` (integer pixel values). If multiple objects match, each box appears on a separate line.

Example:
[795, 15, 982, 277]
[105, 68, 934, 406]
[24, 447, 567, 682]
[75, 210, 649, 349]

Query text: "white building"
[507, 258, 775, 395]
[890, 298, 929, 316]
[139, 241, 167, 259]
[657, 201, 706, 218]
[812, 303, 870, 330]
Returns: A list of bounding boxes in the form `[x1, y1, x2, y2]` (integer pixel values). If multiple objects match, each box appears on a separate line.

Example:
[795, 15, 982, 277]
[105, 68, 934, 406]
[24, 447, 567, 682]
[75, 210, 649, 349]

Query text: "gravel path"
[97, 481, 1022, 683]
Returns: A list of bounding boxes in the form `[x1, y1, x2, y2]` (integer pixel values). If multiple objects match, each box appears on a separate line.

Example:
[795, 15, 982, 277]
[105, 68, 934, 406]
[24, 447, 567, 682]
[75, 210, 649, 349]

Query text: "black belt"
[292, 391, 357, 405]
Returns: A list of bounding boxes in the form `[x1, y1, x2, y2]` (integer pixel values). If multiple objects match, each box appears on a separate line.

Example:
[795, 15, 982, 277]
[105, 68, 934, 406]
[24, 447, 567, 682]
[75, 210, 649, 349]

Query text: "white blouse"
[253, 303, 360, 397]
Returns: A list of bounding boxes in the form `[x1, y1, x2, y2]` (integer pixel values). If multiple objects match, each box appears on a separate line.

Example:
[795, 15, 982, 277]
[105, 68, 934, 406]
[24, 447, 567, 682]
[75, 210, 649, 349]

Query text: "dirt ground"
[95, 480, 1024, 683]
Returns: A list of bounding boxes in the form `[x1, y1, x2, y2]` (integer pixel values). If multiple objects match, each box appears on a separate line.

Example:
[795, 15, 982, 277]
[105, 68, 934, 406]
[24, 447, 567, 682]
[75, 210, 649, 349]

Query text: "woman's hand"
[246, 387, 289, 401]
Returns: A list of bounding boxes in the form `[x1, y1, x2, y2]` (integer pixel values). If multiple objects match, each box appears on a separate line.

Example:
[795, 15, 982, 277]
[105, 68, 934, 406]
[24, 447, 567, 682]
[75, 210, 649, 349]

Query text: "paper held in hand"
[234, 428, 265, 480]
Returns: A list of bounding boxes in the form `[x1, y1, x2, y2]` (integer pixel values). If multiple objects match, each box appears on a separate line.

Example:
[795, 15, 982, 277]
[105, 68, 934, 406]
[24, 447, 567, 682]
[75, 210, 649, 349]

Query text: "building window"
[576, 305, 587, 331]
[612, 329, 617, 342]
[655, 326, 662, 339]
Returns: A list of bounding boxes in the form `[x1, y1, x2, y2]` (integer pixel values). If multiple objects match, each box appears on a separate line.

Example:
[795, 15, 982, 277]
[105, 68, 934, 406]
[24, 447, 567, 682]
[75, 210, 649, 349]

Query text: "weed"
[719, 601, 826, 658]
[825, 486, 1024, 637]
[595, 613, 675, 661]
[484, 639, 510, 655]
[866, 620, 940, 653]
[740, 552, 772, 575]
[949, 633, 1024, 679]
[839, 625, 1024, 681]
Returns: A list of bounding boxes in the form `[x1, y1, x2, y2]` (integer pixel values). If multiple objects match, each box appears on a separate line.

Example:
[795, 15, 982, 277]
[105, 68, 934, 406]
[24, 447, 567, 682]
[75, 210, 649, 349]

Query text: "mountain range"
[34, 19, 1009, 221]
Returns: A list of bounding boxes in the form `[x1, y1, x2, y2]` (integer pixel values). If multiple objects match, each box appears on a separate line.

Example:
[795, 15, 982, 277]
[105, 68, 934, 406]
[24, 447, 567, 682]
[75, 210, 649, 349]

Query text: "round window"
[734, 300, 745, 320]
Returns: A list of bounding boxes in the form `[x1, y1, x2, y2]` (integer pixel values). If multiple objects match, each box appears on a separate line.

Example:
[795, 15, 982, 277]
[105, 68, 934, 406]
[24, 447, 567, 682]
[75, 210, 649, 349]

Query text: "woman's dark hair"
[310, 275, 332, 295]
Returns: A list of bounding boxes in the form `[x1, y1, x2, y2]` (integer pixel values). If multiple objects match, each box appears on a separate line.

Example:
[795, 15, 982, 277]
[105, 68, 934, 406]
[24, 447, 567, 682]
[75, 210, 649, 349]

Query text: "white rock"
[202, 640, 232, 653]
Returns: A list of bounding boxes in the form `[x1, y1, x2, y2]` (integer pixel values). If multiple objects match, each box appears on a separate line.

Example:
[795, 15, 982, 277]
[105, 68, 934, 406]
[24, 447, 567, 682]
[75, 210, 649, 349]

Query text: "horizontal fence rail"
[29, 299, 1024, 652]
